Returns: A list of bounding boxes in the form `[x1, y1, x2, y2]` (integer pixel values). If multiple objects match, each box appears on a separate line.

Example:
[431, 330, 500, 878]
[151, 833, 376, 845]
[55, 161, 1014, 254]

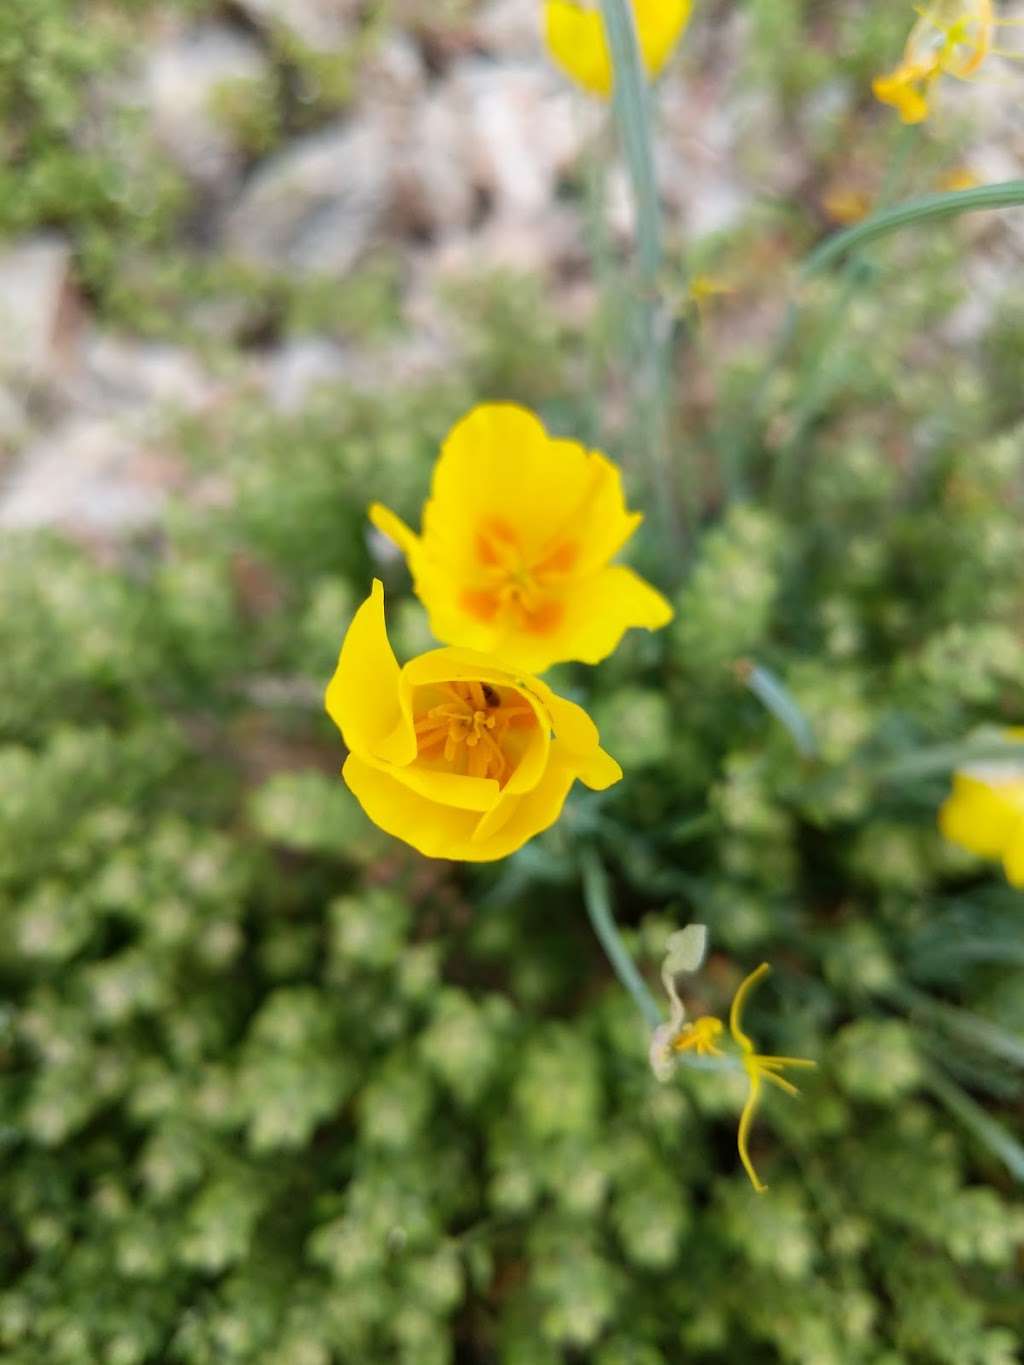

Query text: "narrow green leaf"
[893, 984, 1024, 1071]
[737, 660, 818, 760]
[596, 0, 661, 279]
[924, 1065, 1024, 1183]
[870, 730, 1024, 784]
[802, 180, 1024, 277]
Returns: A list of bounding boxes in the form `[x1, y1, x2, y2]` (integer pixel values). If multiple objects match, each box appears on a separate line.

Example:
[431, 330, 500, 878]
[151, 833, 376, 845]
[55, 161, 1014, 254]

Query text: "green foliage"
[3, 1, 1024, 1362]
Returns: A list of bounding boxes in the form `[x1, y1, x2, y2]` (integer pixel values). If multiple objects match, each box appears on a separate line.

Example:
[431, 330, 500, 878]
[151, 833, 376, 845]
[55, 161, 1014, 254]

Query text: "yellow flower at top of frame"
[873, 0, 996, 123]
[543, 0, 693, 99]
[939, 728, 1024, 887]
[370, 404, 673, 675]
[325, 580, 622, 862]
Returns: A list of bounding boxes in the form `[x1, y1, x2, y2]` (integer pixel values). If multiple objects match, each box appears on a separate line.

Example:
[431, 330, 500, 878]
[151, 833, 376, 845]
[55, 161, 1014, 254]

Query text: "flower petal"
[344, 749, 578, 862]
[531, 564, 674, 668]
[324, 580, 416, 765]
[343, 752, 479, 859]
[633, 0, 693, 79]
[939, 773, 1024, 859]
[544, 0, 613, 97]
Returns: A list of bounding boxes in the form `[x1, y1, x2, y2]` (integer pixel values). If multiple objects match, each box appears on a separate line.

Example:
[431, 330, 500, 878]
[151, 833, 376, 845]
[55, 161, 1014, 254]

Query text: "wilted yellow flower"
[939, 165, 981, 191]
[650, 939, 815, 1191]
[939, 729, 1024, 886]
[730, 964, 816, 1194]
[731, 960, 819, 1195]
[543, 0, 693, 98]
[325, 580, 622, 861]
[873, 0, 1000, 123]
[370, 404, 672, 675]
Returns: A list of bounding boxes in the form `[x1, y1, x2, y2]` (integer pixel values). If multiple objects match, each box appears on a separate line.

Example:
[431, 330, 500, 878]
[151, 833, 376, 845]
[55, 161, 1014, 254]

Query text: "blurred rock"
[0, 235, 78, 383]
[0, 419, 176, 533]
[397, 83, 477, 237]
[69, 334, 221, 415]
[234, 0, 360, 52]
[225, 118, 392, 274]
[398, 60, 580, 238]
[265, 337, 350, 412]
[460, 62, 578, 221]
[474, 0, 544, 58]
[146, 24, 270, 185]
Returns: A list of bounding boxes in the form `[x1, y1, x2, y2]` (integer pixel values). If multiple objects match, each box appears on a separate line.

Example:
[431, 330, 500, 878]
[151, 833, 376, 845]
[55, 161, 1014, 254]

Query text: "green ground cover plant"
[1, 1, 1023, 1362]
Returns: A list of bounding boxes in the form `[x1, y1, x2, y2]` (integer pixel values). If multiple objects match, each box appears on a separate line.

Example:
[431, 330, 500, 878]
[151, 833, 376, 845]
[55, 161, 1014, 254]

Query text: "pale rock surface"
[0, 236, 77, 382]
[0, 419, 172, 533]
[225, 118, 393, 273]
[146, 24, 270, 184]
[233, 0, 361, 52]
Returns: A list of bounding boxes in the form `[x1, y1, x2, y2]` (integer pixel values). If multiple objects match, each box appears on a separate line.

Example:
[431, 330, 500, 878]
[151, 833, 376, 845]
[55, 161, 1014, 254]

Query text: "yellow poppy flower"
[939, 729, 1024, 886]
[369, 404, 673, 675]
[325, 580, 622, 862]
[729, 963, 817, 1194]
[543, 0, 693, 99]
[873, 0, 1000, 123]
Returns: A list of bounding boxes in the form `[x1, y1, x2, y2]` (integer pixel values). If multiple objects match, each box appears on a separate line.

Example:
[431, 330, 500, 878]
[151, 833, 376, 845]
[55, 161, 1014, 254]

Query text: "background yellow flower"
[325, 581, 622, 861]
[370, 404, 673, 674]
[939, 731, 1024, 886]
[543, 0, 693, 98]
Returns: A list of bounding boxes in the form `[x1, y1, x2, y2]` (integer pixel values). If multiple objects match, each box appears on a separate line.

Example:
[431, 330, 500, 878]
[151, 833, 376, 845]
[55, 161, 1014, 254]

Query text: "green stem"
[923, 1064, 1024, 1184]
[580, 845, 662, 1030]
[802, 179, 1024, 278]
[596, 0, 685, 557]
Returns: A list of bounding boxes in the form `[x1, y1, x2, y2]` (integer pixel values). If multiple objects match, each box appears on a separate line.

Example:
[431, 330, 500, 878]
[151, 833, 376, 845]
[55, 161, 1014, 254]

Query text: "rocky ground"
[1, 0, 1021, 542]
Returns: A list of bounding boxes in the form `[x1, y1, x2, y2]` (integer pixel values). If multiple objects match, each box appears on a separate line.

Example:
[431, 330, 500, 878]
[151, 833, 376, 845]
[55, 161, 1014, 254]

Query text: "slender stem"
[923, 1064, 1024, 1183]
[802, 178, 1024, 278]
[596, 0, 685, 557]
[580, 845, 662, 1030]
[736, 660, 818, 760]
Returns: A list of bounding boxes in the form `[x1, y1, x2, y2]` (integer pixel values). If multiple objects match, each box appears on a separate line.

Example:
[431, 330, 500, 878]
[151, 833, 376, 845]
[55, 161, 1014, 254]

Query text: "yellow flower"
[672, 1015, 724, 1056]
[325, 580, 622, 862]
[543, 0, 693, 99]
[939, 728, 1024, 886]
[369, 404, 673, 675]
[873, 0, 998, 123]
[729, 963, 817, 1194]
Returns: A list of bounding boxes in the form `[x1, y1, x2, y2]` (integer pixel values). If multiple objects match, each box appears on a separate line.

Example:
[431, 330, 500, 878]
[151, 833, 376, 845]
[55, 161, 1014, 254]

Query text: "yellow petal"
[344, 749, 578, 862]
[737, 1066, 768, 1194]
[872, 69, 930, 122]
[388, 763, 501, 813]
[1003, 824, 1024, 888]
[633, 0, 693, 79]
[527, 564, 673, 669]
[429, 404, 641, 574]
[368, 502, 420, 559]
[470, 753, 579, 854]
[939, 773, 1024, 859]
[543, 0, 691, 98]
[544, 0, 613, 97]
[528, 684, 623, 790]
[343, 752, 480, 859]
[324, 580, 416, 765]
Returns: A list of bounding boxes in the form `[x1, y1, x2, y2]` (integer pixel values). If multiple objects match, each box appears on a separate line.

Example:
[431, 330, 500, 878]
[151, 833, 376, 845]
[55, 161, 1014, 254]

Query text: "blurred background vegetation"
[1, 0, 1023, 1362]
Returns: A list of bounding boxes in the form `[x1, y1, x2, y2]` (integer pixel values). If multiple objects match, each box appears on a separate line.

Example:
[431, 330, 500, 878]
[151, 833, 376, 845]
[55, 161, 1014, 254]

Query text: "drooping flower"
[325, 581, 622, 862]
[872, 0, 1011, 123]
[650, 942, 816, 1193]
[370, 404, 673, 675]
[729, 963, 817, 1194]
[649, 924, 710, 1080]
[939, 728, 1024, 887]
[543, 0, 693, 99]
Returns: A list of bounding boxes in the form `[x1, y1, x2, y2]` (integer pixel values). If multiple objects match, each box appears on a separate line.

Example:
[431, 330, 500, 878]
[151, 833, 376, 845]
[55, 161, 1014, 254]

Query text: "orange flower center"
[460, 519, 578, 637]
[413, 680, 537, 784]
